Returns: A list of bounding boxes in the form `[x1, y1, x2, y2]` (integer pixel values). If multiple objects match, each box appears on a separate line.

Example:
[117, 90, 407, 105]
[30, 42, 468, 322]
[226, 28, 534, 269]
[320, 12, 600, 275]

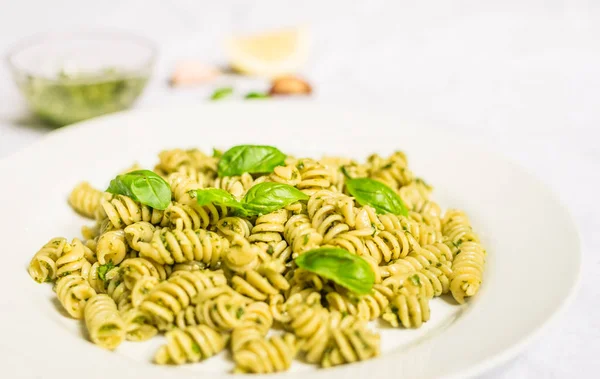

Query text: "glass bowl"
[6, 31, 156, 126]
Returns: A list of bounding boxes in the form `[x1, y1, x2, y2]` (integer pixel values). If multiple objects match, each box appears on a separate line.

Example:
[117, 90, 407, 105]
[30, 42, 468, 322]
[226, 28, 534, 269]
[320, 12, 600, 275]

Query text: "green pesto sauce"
[18, 68, 148, 126]
[99, 323, 119, 332]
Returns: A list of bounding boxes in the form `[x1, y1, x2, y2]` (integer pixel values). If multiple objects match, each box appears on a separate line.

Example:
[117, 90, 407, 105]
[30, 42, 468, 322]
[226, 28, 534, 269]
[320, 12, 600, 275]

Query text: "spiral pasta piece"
[223, 240, 261, 274]
[408, 210, 442, 234]
[367, 151, 414, 190]
[168, 202, 227, 230]
[248, 209, 289, 244]
[325, 284, 392, 321]
[382, 276, 431, 328]
[284, 214, 323, 257]
[240, 301, 273, 333]
[124, 221, 155, 251]
[139, 227, 228, 266]
[154, 325, 227, 365]
[129, 276, 160, 308]
[119, 257, 170, 289]
[171, 260, 207, 274]
[378, 213, 441, 246]
[56, 238, 92, 279]
[82, 218, 118, 245]
[140, 270, 227, 326]
[190, 288, 250, 332]
[221, 301, 273, 353]
[234, 333, 297, 374]
[96, 230, 128, 265]
[254, 240, 292, 263]
[421, 263, 453, 297]
[296, 159, 334, 195]
[231, 260, 290, 301]
[154, 148, 217, 178]
[121, 308, 158, 341]
[216, 217, 253, 242]
[155, 148, 195, 175]
[287, 302, 331, 363]
[84, 294, 126, 350]
[399, 178, 441, 220]
[286, 269, 326, 299]
[230, 325, 265, 353]
[102, 195, 170, 229]
[319, 156, 355, 192]
[87, 262, 109, 293]
[213, 173, 259, 198]
[397, 177, 432, 204]
[361, 229, 418, 264]
[307, 192, 353, 243]
[442, 210, 485, 303]
[168, 172, 204, 206]
[442, 209, 480, 246]
[105, 268, 132, 311]
[56, 274, 96, 319]
[28, 237, 68, 283]
[68, 182, 104, 219]
[449, 241, 485, 303]
[267, 164, 301, 186]
[321, 317, 380, 367]
[380, 243, 448, 278]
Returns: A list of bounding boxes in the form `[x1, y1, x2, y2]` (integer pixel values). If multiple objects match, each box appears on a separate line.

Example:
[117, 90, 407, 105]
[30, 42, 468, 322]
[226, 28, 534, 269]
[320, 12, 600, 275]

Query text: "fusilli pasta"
[28, 146, 487, 372]
[84, 294, 126, 350]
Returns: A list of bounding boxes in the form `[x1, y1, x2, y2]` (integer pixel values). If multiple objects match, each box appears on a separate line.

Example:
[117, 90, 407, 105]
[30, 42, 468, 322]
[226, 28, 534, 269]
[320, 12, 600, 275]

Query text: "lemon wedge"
[225, 27, 309, 77]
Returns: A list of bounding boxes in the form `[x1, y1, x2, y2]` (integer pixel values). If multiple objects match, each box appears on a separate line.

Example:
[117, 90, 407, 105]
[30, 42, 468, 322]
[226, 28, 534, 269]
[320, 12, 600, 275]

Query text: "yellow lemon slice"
[225, 27, 309, 77]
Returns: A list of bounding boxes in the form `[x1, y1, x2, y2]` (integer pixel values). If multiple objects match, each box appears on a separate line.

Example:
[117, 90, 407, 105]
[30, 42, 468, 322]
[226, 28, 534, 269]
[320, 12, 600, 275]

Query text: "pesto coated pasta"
[84, 294, 126, 350]
[28, 145, 486, 373]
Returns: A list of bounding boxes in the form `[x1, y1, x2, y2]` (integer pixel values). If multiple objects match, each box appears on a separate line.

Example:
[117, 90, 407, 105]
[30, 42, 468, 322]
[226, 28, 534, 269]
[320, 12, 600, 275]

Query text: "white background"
[0, 1, 598, 377]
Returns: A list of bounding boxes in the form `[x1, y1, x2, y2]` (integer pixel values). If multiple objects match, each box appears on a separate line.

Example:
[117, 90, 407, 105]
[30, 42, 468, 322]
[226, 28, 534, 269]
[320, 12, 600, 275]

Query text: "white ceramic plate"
[0, 103, 580, 379]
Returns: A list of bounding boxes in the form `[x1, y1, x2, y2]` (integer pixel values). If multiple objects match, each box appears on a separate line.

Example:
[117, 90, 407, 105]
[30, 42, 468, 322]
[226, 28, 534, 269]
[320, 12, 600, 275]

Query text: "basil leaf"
[210, 87, 233, 100]
[295, 248, 375, 295]
[345, 177, 408, 216]
[245, 92, 269, 99]
[243, 182, 308, 215]
[106, 170, 171, 210]
[194, 188, 244, 210]
[218, 145, 286, 177]
[195, 183, 307, 216]
[212, 148, 223, 158]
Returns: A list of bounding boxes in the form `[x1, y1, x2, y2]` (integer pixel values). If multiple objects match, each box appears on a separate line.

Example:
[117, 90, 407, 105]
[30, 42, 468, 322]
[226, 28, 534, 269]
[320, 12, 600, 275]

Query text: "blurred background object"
[224, 26, 309, 77]
[170, 61, 221, 87]
[7, 31, 155, 125]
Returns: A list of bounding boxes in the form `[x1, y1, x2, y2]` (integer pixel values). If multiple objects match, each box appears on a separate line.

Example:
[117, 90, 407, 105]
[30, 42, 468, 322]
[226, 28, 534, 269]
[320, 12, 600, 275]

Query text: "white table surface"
[1, 1, 598, 378]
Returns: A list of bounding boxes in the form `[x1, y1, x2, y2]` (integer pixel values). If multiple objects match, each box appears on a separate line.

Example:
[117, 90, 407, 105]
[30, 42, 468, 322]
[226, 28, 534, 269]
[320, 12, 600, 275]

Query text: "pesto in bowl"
[7, 31, 155, 126]
[16, 68, 149, 126]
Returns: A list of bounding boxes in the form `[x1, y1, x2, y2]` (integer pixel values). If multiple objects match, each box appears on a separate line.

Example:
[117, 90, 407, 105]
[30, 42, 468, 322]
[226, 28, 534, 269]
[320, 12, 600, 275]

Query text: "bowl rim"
[5, 29, 158, 78]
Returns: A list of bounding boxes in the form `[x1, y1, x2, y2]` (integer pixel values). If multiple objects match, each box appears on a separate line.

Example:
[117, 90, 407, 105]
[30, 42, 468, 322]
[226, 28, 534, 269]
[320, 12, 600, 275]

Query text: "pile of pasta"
[28, 148, 486, 373]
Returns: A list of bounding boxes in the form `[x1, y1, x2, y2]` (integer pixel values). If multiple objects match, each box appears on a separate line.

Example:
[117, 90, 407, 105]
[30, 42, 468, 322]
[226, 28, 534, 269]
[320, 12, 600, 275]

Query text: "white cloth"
[0, 1, 598, 377]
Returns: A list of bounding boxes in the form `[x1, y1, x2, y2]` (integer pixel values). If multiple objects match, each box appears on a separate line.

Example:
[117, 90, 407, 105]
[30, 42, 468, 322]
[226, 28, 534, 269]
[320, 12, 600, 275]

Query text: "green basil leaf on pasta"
[194, 188, 245, 210]
[106, 170, 172, 210]
[242, 182, 308, 215]
[345, 177, 408, 216]
[295, 247, 375, 295]
[217, 145, 286, 177]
